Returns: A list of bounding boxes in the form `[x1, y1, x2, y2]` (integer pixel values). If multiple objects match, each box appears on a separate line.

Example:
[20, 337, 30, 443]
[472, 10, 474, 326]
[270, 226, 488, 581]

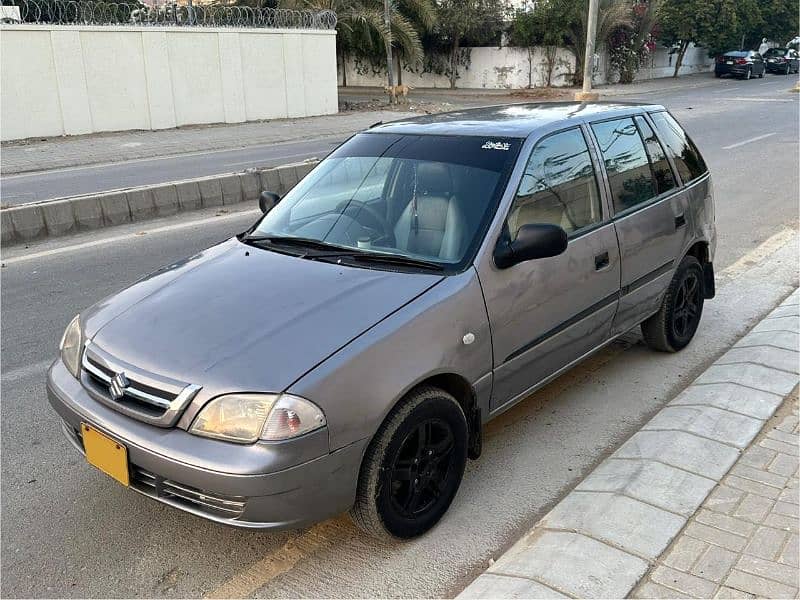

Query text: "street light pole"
[575, 0, 600, 101]
[384, 0, 395, 104]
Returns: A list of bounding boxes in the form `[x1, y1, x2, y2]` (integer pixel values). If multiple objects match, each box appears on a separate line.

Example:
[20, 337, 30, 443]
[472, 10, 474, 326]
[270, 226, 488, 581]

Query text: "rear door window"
[635, 116, 677, 196]
[591, 117, 656, 213]
[650, 111, 708, 184]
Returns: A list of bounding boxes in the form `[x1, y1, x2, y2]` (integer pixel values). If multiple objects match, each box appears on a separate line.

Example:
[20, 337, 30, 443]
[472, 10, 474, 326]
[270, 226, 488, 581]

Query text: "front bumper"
[47, 359, 367, 530]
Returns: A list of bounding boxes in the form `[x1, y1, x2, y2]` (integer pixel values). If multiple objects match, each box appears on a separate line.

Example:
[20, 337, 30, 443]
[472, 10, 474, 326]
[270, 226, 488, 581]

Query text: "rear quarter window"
[649, 111, 708, 184]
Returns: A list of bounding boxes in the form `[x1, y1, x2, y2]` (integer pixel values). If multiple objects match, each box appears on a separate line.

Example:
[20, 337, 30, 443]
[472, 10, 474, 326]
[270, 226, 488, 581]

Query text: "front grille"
[79, 342, 201, 427]
[130, 466, 246, 518]
[83, 354, 176, 417]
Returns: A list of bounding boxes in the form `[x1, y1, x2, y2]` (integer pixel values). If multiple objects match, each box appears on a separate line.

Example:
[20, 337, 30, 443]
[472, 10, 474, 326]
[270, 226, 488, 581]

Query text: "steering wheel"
[338, 200, 395, 245]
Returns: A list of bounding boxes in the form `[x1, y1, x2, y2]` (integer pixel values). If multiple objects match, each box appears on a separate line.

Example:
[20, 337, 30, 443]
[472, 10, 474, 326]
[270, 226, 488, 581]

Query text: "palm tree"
[280, 0, 436, 87]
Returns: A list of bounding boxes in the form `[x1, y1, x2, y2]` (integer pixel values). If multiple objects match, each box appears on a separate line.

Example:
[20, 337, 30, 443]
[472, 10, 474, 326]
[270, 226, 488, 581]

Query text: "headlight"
[59, 315, 83, 378]
[190, 393, 326, 444]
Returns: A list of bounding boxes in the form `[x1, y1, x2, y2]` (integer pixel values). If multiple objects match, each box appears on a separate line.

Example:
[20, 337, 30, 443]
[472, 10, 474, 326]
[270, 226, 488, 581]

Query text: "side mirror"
[494, 223, 568, 269]
[259, 191, 281, 214]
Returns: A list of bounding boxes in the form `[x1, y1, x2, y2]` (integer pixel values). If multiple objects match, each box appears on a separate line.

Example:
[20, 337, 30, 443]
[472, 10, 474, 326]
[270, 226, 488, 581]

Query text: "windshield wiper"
[332, 252, 445, 272]
[241, 235, 444, 271]
[240, 235, 353, 254]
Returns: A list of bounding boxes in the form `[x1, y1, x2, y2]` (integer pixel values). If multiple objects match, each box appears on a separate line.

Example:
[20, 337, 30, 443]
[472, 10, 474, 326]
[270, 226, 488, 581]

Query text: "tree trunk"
[673, 41, 689, 78]
[395, 53, 403, 85]
[341, 51, 347, 87]
[449, 38, 460, 89]
[527, 46, 533, 88]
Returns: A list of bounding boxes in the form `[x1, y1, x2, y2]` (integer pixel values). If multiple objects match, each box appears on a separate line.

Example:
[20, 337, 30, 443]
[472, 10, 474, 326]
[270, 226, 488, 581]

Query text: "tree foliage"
[659, 0, 799, 77]
[430, 0, 510, 88]
[279, 0, 436, 85]
[508, 0, 574, 86]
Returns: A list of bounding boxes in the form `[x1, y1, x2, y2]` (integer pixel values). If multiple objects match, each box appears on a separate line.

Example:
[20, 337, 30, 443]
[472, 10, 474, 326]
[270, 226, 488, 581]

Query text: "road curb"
[457, 288, 800, 599]
[0, 160, 318, 247]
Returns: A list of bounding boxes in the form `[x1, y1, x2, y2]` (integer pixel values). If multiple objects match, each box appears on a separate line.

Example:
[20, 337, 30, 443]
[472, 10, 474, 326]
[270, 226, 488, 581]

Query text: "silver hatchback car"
[48, 103, 715, 540]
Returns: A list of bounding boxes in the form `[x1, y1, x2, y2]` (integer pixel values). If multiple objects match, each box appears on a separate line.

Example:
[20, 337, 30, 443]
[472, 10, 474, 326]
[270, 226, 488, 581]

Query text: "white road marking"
[1, 209, 259, 266]
[722, 132, 777, 150]
[723, 97, 795, 102]
[222, 152, 317, 168]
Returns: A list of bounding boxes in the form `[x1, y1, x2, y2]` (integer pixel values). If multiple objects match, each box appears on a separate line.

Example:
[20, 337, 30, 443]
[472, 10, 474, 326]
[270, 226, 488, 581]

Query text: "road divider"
[0, 159, 318, 247]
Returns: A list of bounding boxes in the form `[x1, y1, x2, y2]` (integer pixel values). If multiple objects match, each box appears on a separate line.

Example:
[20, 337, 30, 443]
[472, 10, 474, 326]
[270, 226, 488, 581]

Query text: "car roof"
[368, 101, 666, 139]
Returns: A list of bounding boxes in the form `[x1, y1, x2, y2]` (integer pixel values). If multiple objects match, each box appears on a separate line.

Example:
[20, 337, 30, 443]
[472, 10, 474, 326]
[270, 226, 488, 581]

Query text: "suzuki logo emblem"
[109, 372, 129, 401]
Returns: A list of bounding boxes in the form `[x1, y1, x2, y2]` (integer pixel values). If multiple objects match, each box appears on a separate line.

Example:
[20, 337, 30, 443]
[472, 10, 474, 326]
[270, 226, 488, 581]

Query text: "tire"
[714, 72, 722, 78]
[350, 386, 468, 541]
[758, 69, 764, 78]
[744, 67, 752, 80]
[641, 255, 705, 353]
[786, 63, 791, 75]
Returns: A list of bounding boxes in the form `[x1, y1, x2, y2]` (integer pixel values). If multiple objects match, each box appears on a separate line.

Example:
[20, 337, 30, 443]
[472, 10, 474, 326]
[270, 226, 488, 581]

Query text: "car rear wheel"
[350, 386, 468, 540]
[744, 67, 752, 80]
[786, 63, 792, 75]
[641, 255, 705, 353]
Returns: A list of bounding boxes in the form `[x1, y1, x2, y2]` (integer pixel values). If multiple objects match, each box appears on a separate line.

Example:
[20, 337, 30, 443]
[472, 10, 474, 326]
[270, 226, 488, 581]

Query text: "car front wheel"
[350, 386, 468, 540]
[641, 255, 705, 353]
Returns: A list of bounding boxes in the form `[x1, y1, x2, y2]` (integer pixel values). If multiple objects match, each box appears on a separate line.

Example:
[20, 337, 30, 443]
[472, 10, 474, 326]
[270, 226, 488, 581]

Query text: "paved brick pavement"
[632, 389, 799, 599]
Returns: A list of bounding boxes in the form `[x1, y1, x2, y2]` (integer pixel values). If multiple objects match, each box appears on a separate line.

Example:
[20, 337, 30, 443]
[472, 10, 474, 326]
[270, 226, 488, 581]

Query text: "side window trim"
[502, 125, 608, 241]
[634, 114, 680, 196]
[640, 111, 683, 187]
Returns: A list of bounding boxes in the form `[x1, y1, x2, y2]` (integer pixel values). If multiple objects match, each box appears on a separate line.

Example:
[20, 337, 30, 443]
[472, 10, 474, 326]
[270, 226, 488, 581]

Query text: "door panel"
[611, 195, 689, 332]
[481, 224, 621, 412]
[478, 126, 621, 412]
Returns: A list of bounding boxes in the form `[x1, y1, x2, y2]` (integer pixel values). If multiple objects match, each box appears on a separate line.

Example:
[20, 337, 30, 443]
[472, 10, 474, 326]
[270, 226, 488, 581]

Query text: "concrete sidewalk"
[458, 289, 799, 599]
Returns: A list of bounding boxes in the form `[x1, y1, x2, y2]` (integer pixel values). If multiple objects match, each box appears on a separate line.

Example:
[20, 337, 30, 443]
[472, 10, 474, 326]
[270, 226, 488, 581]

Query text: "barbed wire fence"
[0, 0, 337, 29]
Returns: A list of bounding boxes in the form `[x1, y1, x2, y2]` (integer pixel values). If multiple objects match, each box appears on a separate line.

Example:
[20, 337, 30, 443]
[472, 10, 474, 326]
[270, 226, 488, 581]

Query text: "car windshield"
[764, 48, 788, 56]
[250, 133, 522, 271]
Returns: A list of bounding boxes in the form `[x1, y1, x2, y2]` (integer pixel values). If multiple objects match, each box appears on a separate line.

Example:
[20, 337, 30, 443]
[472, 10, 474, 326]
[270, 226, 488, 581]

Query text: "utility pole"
[384, 0, 395, 104]
[575, 0, 600, 102]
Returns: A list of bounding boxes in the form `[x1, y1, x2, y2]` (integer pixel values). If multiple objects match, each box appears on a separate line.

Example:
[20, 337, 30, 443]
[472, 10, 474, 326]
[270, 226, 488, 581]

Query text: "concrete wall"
[340, 46, 577, 89]
[634, 44, 713, 81]
[0, 25, 338, 141]
[339, 43, 712, 89]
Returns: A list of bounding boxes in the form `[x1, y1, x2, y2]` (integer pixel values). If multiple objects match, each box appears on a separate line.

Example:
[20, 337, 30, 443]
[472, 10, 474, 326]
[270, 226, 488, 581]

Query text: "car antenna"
[369, 121, 383, 129]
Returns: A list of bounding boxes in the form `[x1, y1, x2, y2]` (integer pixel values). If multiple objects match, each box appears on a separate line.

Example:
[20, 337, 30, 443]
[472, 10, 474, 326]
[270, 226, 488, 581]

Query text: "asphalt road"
[0, 137, 343, 206]
[1, 77, 799, 598]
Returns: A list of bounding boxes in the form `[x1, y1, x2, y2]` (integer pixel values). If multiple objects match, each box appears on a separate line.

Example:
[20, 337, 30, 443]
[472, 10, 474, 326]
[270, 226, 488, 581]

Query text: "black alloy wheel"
[671, 270, 702, 344]
[350, 386, 468, 540]
[388, 419, 456, 520]
[641, 255, 705, 353]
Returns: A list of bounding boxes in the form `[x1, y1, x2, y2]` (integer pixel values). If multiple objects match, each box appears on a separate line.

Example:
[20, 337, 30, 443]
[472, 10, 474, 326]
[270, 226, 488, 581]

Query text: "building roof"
[370, 102, 666, 139]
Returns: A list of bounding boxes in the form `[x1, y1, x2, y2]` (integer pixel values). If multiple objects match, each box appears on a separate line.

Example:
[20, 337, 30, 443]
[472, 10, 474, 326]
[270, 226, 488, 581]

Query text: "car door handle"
[595, 251, 610, 270]
[675, 214, 686, 229]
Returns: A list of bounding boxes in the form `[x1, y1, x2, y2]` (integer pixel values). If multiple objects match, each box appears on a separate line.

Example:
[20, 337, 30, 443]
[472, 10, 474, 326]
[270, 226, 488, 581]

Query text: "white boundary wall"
[339, 44, 712, 89]
[0, 25, 338, 141]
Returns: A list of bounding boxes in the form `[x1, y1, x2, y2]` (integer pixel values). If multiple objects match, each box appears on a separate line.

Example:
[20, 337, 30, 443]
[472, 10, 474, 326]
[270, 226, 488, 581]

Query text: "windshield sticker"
[482, 141, 511, 151]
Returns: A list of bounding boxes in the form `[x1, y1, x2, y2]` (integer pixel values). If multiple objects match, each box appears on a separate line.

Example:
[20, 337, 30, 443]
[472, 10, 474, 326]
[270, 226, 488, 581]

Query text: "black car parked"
[763, 47, 800, 74]
[714, 51, 766, 79]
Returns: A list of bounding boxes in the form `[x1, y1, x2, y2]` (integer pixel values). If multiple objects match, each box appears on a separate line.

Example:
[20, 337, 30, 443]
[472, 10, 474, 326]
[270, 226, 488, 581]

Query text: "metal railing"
[1, 0, 337, 29]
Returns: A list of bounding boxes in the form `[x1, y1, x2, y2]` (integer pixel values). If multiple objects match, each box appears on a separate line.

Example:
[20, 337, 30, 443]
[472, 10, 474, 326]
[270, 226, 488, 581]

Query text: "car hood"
[84, 238, 443, 393]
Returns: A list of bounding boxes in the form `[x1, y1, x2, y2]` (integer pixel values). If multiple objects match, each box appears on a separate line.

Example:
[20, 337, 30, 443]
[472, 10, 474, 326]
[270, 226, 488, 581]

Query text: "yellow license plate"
[81, 423, 129, 487]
